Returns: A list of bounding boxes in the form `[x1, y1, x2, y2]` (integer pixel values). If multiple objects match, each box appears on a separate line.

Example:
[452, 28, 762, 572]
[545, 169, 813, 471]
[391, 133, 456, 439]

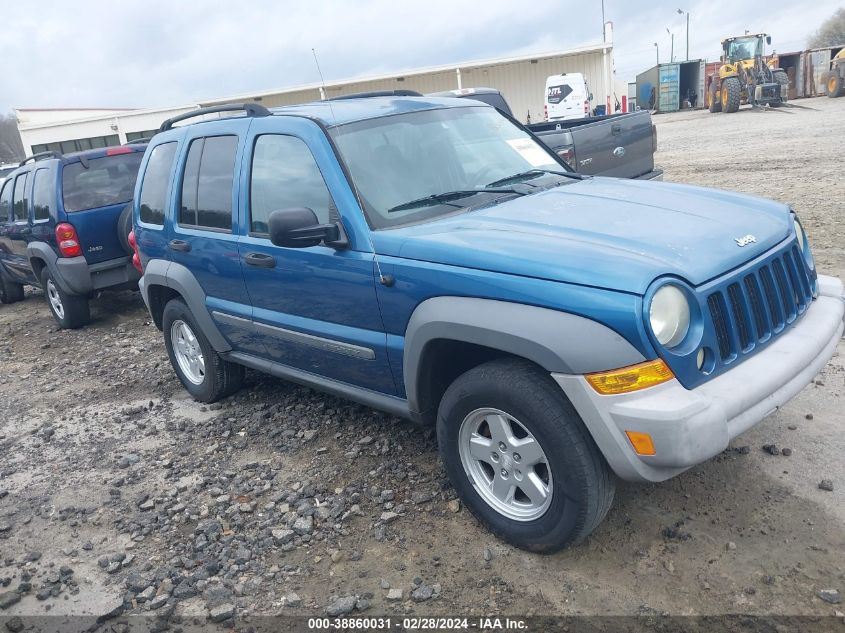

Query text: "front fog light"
[649, 285, 691, 348]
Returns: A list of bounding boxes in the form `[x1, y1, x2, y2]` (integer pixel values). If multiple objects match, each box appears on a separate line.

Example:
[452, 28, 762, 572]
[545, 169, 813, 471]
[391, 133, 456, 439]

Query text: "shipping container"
[635, 60, 705, 112]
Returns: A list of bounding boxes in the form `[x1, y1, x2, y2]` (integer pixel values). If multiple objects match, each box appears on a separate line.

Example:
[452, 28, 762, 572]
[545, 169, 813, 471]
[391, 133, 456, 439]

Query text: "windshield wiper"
[486, 169, 588, 187]
[387, 187, 527, 213]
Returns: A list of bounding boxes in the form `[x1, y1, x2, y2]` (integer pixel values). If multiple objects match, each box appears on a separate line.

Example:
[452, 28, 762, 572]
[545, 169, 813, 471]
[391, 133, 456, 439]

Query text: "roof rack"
[159, 103, 271, 133]
[19, 151, 62, 167]
[328, 90, 423, 101]
[125, 137, 154, 145]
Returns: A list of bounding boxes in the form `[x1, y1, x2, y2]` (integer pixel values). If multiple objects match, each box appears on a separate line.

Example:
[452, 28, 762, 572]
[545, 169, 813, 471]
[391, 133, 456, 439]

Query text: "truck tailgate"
[531, 111, 657, 179]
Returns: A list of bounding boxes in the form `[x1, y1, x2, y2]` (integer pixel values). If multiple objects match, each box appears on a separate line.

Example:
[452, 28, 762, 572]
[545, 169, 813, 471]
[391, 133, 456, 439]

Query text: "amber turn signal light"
[585, 359, 674, 395]
[625, 431, 656, 456]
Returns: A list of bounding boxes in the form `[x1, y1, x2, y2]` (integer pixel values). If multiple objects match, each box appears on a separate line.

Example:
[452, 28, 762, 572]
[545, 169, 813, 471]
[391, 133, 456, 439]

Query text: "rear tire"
[436, 358, 615, 553]
[721, 77, 741, 113]
[117, 203, 134, 255]
[0, 275, 25, 304]
[40, 269, 89, 329]
[708, 81, 722, 113]
[162, 298, 244, 403]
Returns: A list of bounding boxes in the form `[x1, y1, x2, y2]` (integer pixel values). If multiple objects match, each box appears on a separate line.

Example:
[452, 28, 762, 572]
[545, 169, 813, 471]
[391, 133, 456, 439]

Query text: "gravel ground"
[0, 96, 843, 629]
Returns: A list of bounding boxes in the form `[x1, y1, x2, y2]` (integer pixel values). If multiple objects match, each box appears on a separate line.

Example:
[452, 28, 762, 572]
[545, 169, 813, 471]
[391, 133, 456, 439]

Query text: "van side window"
[179, 136, 237, 232]
[12, 173, 29, 222]
[32, 169, 52, 221]
[139, 142, 178, 225]
[0, 179, 12, 223]
[249, 135, 332, 235]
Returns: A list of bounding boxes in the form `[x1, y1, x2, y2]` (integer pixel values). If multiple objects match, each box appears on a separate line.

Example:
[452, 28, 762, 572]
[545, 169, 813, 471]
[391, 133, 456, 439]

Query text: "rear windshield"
[61, 152, 143, 212]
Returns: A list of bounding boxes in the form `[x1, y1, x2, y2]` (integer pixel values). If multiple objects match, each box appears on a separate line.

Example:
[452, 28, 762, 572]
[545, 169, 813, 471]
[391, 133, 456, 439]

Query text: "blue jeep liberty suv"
[132, 98, 845, 552]
[0, 145, 145, 327]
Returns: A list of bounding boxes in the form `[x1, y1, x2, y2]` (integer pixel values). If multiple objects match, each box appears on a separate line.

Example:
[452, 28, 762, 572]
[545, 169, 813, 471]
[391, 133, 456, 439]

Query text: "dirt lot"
[0, 96, 843, 630]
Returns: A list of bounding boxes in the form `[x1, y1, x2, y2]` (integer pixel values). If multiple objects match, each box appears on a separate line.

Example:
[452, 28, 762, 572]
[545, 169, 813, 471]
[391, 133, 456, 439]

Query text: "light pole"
[677, 9, 689, 61]
[654, 41, 659, 65]
[666, 28, 674, 62]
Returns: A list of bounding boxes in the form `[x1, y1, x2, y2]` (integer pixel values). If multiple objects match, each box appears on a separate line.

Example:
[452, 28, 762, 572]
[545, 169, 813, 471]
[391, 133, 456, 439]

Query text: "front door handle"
[611, 124, 622, 135]
[168, 239, 191, 252]
[243, 252, 276, 268]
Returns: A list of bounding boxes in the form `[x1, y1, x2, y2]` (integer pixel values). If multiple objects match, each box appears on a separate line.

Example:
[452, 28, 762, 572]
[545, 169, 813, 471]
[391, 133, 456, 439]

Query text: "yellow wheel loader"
[825, 49, 845, 98]
[706, 34, 789, 113]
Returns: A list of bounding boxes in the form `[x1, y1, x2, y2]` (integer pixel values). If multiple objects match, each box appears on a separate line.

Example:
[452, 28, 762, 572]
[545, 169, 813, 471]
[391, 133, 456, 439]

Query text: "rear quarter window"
[62, 152, 143, 213]
[139, 143, 178, 225]
[0, 179, 12, 223]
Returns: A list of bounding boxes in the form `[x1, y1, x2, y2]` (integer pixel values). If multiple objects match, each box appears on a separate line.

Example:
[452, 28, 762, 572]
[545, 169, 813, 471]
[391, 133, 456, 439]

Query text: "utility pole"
[654, 42, 659, 65]
[667, 28, 674, 62]
[677, 9, 689, 61]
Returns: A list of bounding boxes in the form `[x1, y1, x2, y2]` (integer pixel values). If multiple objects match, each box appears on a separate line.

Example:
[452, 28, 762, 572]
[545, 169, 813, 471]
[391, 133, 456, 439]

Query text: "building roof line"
[200, 43, 610, 105]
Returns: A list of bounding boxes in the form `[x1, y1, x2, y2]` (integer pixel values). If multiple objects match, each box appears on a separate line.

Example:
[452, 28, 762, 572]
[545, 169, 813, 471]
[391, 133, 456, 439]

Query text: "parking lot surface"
[0, 97, 843, 625]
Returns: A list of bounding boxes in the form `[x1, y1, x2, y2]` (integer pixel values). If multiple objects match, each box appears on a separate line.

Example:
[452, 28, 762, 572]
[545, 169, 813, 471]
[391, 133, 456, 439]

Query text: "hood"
[372, 177, 792, 295]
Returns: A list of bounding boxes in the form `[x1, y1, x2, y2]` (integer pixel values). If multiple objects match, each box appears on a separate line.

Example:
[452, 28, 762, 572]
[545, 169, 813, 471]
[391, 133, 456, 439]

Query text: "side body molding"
[403, 297, 646, 415]
[139, 258, 232, 352]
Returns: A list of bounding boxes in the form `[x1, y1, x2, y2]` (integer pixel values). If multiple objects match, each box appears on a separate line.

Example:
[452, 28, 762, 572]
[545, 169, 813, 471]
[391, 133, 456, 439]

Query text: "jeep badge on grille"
[735, 234, 757, 247]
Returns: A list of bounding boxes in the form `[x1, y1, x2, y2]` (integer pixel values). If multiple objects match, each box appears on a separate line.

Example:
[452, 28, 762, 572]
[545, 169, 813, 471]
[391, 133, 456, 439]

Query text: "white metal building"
[16, 34, 620, 156]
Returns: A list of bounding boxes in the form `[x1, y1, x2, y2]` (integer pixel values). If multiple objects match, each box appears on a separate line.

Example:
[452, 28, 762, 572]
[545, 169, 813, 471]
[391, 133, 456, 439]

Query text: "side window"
[32, 169, 53, 221]
[139, 142, 178, 225]
[0, 179, 12, 223]
[12, 173, 29, 222]
[179, 135, 237, 231]
[249, 135, 333, 235]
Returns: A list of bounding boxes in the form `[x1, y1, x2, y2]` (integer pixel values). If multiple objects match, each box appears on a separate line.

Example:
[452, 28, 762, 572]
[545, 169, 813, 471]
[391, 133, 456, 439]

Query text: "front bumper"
[555, 274, 844, 483]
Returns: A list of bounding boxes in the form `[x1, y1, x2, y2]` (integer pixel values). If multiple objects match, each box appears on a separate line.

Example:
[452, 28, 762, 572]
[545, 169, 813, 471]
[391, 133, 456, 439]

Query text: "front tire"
[436, 359, 615, 553]
[162, 298, 244, 403]
[827, 72, 844, 98]
[41, 269, 89, 328]
[721, 77, 741, 113]
[708, 81, 722, 113]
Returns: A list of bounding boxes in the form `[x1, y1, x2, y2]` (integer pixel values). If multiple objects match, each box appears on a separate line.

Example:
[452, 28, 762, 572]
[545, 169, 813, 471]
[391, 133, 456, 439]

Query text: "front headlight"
[649, 285, 691, 348]
[793, 218, 814, 270]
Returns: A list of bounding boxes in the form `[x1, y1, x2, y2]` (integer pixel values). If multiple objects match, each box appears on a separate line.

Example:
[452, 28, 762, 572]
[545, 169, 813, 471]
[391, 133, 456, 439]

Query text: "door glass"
[249, 134, 332, 234]
[0, 179, 12, 223]
[32, 169, 53, 221]
[12, 173, 29, 222]
[139, 142, 178, 225]
[179, 135, 237, 231]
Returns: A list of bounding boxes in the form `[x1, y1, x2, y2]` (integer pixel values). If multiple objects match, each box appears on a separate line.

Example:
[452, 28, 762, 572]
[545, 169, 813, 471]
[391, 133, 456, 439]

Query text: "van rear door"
[546, 76, 587, 121]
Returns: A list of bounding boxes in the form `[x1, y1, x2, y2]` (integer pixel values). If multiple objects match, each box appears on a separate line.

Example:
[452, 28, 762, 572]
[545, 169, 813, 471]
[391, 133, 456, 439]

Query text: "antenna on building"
[311, 47, 391, 287]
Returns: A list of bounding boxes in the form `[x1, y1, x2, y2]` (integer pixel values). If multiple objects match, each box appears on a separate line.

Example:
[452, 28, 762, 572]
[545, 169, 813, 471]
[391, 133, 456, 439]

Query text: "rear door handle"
[611, 124, 622, 135]
[243, 252, 276, 268]
[168, 239, 191, 252]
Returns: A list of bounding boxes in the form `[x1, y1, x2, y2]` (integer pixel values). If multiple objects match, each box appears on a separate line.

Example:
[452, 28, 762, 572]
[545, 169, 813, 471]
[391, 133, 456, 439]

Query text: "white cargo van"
[544, 73, 591, 121]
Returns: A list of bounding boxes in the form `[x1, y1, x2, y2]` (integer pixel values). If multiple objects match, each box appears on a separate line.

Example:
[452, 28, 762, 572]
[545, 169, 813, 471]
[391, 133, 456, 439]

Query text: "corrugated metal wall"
[218, 51, 611, 124]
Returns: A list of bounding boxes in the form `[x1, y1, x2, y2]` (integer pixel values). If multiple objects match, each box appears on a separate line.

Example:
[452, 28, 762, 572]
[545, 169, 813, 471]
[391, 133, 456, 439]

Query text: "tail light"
[55, 223, 82, 257]
[557, 147, 576, 171]
[543, 104, 548, 121]
[584, 100, 590, 115]
[128, 230, 143, 273]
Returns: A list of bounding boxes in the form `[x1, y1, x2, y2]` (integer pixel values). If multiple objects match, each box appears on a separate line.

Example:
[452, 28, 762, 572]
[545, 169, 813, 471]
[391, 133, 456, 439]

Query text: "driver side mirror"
[766, 35, 772, 45]
[589, 93, 594, 101]
[268, 207, 347, 249]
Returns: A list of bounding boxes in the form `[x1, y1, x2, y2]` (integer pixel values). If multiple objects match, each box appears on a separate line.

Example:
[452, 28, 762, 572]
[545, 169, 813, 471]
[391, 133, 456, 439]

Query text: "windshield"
[726, 37, 762, 62]
[330, 106, 563, 229]
[62, 152, 143, 213]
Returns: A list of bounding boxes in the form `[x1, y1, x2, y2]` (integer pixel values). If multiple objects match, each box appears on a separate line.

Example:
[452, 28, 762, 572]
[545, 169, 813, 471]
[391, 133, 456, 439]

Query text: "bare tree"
[809, 8, 845, 48]
[0, 113, 25, 164]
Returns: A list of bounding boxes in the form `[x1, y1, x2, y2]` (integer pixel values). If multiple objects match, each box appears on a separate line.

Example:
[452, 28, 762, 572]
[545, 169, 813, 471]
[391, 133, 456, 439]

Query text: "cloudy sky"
[0, 0, 836, 113]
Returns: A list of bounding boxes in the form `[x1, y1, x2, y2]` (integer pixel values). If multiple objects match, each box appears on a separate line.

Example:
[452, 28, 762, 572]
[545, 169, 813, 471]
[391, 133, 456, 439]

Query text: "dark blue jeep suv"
[0, 145, 145, 327]
[133, 100, 843, 552]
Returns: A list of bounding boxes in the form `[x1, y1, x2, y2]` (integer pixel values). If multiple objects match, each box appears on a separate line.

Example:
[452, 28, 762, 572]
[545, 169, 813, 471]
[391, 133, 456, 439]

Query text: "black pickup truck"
[428, 88, 662, 180]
